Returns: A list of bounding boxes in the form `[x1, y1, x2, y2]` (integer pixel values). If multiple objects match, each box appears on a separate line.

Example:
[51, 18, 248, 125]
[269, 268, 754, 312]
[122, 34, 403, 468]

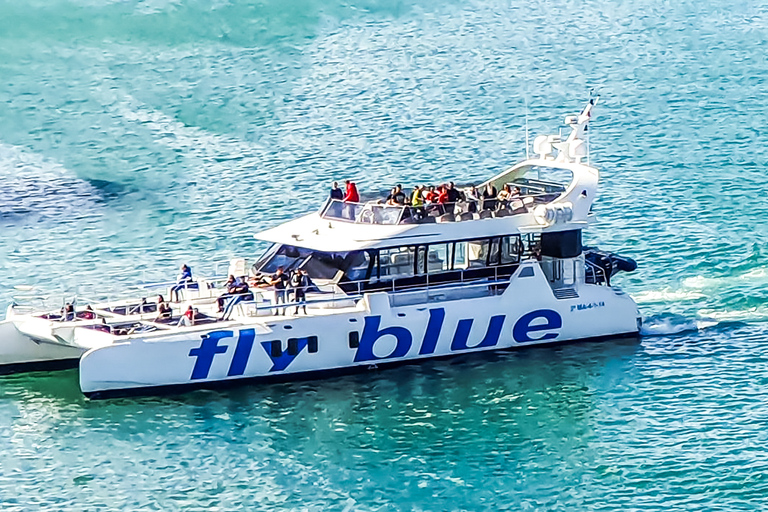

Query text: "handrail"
[319, 193, 558, 225]
[584, 259, 608, 285]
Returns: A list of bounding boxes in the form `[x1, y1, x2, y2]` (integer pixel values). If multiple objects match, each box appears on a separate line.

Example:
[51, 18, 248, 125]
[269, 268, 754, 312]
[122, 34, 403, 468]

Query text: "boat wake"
[640, 314, 718, 337]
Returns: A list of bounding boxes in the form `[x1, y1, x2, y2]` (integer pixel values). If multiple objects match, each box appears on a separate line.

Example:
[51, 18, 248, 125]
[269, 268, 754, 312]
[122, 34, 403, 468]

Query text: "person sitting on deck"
[497, 183, 513, 208]
[219, 277, 253, 318]
[80, 305, 96, 320]
[155, 295, 172, 321]
[60, 303, 75, 322]
[170, 264, 193, 302]
[178, 305, 195, 327]
[216, 275, 237, 312]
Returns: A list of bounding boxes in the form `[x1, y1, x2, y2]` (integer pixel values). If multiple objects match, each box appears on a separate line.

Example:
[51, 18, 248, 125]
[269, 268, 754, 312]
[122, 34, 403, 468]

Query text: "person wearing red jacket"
[344, 180, 359, 202]
[343, 180, 360, 220]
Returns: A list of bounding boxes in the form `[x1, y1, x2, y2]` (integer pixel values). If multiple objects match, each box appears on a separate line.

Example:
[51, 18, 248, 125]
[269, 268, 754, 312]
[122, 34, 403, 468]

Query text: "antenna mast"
[524, 95, 530, 160]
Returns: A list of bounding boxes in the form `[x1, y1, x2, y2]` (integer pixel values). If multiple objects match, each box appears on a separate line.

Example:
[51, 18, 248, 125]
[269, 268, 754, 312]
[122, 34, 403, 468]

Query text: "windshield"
[254, 244, 371, 281]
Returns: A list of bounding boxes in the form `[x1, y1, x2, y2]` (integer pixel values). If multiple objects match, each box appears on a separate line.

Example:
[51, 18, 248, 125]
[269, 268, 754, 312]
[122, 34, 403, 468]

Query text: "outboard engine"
[584, 248, 637, 285]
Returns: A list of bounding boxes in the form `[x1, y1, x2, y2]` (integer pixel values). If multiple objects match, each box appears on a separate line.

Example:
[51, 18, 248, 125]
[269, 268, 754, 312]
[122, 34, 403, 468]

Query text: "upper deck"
[254, 159, 597, 253]
[254, 98, 600, 252]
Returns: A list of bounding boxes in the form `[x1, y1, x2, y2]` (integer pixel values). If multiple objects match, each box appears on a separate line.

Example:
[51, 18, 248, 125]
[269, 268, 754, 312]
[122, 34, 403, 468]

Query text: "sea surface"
[1, 0, 768, 509]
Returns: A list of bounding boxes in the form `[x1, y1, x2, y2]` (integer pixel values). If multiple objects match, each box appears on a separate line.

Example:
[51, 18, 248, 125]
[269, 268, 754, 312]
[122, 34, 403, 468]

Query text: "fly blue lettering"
[353, 308, 563, 362]
[189, 309, 564, 379]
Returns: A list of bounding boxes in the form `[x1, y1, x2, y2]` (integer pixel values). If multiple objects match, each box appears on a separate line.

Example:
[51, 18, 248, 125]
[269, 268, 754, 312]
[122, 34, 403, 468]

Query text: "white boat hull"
[0, 319, 85, 371]
[79, 263, 640, 396]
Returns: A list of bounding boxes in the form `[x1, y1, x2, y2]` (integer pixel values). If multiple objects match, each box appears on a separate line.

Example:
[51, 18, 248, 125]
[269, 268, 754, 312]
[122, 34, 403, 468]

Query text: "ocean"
[2, 0, 768, 509]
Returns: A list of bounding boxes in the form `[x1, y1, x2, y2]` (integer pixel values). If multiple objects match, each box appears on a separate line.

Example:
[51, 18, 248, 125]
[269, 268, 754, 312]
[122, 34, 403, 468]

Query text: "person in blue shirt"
[170, 264, 192, 302]
[330, 181, 343, 200]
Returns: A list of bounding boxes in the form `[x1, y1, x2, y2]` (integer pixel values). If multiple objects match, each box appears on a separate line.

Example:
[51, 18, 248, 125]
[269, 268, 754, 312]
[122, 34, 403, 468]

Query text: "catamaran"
[0, 98, 641, 398]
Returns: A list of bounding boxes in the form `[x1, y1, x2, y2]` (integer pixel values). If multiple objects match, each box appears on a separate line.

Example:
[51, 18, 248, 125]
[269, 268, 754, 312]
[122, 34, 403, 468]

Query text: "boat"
[0, 98, 641, 398]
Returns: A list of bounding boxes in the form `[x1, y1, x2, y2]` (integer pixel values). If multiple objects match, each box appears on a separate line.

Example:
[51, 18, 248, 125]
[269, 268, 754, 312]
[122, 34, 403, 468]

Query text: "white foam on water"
[633, 288, 706, 304]
[640, 317, 715, 336]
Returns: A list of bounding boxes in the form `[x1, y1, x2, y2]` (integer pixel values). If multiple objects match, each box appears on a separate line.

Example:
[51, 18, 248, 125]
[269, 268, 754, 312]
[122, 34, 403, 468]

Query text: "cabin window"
[256, 246, 373, 281]
[541, 230, 582, 258]
[379, 247, 416, 278]
[467, 239, 490, 268]
[453, 239, 490, 269]
[258, 245, 312, 274]
[488, 238, 501, 266]
[454, 241, 468, 269]
[501, 236, 522, 264]
[345, 252, 372, 281]
[427, 243, 450, 273]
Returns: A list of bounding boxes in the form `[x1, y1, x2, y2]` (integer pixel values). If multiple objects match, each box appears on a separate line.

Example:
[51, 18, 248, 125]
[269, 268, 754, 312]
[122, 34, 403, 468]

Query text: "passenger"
[81, 305, 96, 320]
[497, 184, 512, 208]
[220, 277, 253, 317]
[216, 275, 237, 312]
[423, 185, 437, 204]
[465, 185, 480, 213]
[385, 187, 399, 206]
[436, 185, 449, 215]
[393, 184, 407, 205]
[290, 269, 310, 315]
[343, 180, 360, 220]
[178, 305, 195, 327]
[447, 181, 462, 206]
[156, 295, 172, 321]
[61, 303, 75, 322]
[411, 185, 424, 207]
[410, 185, 425, 219]
[329, 181, 343, 200]
[270, 266, 290, 315]
[343, 180, 359, 202]
[482, 183, 498, 211]
[170, 264, 193, 302]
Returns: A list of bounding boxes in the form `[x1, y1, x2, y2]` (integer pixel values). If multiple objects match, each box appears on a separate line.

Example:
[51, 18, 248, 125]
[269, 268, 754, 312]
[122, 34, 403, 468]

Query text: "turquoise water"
[2, 0, 768, 508]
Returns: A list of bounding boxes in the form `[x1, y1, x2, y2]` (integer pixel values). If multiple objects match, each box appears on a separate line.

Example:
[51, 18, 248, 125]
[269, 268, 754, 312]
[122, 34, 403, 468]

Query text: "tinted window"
[541, 230, 582, 258]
